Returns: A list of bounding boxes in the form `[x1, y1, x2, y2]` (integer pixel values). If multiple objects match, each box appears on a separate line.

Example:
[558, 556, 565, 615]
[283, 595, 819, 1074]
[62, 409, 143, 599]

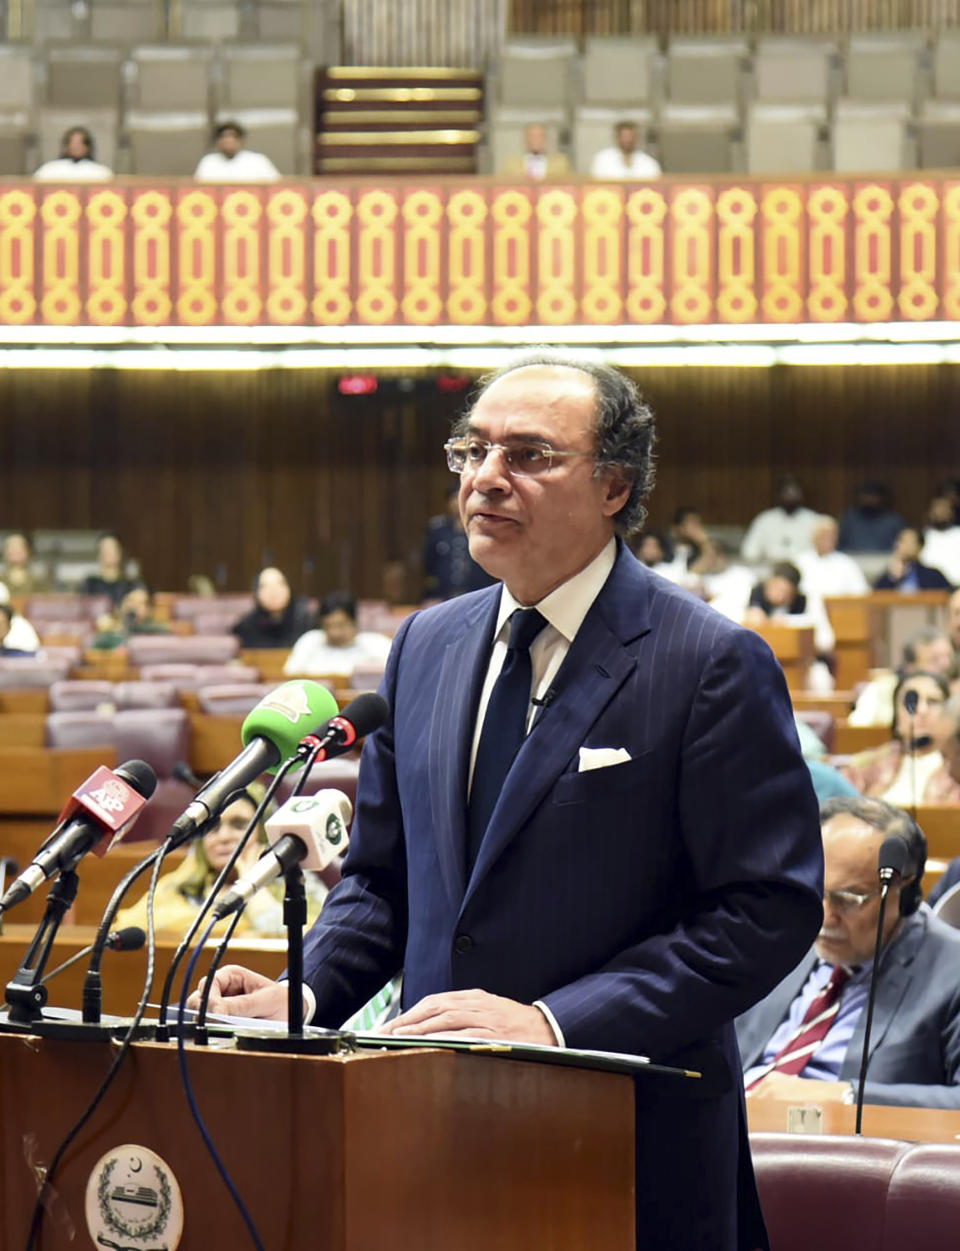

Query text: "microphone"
[854, 834, 911, 1133]
[39, 926, 146, 986]
[168, 680, 340, 847]
[296, 692, 389, 764]
[211, 789, 353, 919]
[172, 760, 203, 788]
[903, 689, 919, 716]
[878, 835, 909, 886]
[903, 687, 922, 817]
[0, 761, 157, 912]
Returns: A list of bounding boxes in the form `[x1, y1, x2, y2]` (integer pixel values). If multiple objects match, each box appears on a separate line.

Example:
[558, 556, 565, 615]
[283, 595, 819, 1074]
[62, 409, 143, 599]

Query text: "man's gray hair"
[819, 795, 927, 880]
[455, 351, 657, 535]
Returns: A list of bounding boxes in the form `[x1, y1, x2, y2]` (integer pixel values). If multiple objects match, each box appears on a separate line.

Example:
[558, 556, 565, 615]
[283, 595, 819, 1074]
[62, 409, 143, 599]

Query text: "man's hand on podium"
[378, 989, 557, 1045]
[187, 964, 292, 1021]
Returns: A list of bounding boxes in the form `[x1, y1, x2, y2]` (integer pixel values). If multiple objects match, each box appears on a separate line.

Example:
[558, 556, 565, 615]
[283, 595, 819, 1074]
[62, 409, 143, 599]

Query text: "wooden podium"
[0, 1031, 637, 1250]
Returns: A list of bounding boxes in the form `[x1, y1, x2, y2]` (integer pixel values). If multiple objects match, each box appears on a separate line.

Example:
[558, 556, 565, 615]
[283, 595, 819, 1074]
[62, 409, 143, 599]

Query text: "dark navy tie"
[467, 607, 547, 873]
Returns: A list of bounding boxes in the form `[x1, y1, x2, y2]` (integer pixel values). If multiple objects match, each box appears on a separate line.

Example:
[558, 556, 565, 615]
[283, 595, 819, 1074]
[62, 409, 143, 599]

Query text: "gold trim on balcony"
[323, 110, 483, 126]
[324, 87, 483, 103]
[325, 66, 481, 81]
[318, 157, 477, 171]
[317, 130, 480, 146]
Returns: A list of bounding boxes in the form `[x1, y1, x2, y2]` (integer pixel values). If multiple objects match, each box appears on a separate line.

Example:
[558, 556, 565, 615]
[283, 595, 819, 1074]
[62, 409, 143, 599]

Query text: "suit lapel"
[462, 548, 651, 909]
[428, 589, 500, 913]
[846, 915, 923, 1068]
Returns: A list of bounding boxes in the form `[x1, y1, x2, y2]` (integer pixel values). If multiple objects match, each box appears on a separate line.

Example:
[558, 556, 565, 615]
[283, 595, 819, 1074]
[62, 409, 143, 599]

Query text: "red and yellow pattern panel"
[0, 178, 954, 329]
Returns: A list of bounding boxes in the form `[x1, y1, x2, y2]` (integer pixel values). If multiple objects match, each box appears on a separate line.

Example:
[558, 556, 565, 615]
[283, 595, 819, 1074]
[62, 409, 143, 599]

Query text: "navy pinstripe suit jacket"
[302, 542, 824, 1248]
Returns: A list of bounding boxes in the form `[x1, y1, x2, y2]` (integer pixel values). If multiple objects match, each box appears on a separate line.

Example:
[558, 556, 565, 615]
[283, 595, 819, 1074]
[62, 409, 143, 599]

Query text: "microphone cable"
[156, 760, 298, 1035]
[176, 913, 265, 1251]
[25, 847, 168, 1251]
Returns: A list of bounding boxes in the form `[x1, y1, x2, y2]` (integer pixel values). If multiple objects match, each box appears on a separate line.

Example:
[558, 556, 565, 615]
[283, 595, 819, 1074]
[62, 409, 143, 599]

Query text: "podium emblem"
[85, 1144, 183, 1249]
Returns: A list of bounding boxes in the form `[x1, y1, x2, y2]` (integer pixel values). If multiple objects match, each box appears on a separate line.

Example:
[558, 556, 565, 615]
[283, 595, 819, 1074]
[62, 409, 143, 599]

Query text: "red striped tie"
[745, 965, 849, 1091]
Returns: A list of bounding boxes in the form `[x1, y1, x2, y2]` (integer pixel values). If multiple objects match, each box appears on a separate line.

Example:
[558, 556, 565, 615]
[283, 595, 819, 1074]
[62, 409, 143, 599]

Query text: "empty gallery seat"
[196, 683, 276, 716]
[127, 634, 240, 668]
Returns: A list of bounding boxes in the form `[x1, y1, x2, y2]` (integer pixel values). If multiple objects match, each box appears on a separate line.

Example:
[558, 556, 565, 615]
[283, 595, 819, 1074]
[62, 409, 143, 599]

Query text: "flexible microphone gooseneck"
[854, 835, 910, 1133]
[903, 688, 920, 822]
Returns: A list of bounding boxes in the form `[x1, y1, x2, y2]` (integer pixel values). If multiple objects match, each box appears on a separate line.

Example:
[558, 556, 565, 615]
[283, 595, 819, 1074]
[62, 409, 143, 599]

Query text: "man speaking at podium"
[199, 357, 823, 1250]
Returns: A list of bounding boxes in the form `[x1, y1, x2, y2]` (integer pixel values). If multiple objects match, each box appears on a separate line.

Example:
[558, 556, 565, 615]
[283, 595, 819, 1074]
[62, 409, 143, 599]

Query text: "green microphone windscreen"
[241, 680, 341, 774]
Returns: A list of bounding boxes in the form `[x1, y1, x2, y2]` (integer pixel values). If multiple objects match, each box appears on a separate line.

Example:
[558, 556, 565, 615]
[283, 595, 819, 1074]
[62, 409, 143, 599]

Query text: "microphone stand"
[233, 743, 348, 1056]
[854, 881, 894, 1134]
[2, 870, 79, 1028]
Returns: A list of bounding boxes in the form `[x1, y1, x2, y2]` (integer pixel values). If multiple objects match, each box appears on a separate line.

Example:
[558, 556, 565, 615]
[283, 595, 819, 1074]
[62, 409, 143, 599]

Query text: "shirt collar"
[493, 537, 617, 643]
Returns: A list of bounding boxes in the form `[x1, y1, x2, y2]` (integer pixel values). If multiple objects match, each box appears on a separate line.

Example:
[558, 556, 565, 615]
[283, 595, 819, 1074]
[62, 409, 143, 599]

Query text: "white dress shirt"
[795, 549, 869, 599]
[34, 158, 113, 182]
[922, 527, 960, 587]
[590, 147, 661, 179]
[740, 507, 821, 563]
[283, 629, 392, 678]
[194, 149, 280, 182]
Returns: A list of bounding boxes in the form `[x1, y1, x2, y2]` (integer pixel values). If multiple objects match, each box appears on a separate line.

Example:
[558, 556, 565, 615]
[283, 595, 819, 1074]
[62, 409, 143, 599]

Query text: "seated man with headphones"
[736, 795, 960, 1109]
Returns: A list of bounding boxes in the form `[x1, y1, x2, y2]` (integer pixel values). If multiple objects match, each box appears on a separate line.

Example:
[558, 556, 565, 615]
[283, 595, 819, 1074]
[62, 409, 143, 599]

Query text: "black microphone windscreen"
[0, 856, 18, 874]
[116, 759, 159, 800]
[106, 926, 146, 952]
[903, 689, 920, 716]
[878, 836, 910, 878]
[172, 760, 203, 788]
[341, 692, 390, 738]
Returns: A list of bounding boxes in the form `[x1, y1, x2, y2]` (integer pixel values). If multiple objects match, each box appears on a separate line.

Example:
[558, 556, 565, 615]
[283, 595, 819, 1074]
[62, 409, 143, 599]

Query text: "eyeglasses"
[444, 437, 592, 478]
[824, 887, 883, 912]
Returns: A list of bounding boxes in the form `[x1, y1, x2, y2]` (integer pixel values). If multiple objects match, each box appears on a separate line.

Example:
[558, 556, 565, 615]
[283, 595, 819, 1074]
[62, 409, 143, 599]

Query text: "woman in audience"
[841, 671, 960, 804]
[91, 586, 169, 650]
[115, 787, 327, 937]
[283, 590, 392, 677]
[80, 533, 142, 605]
[0, 532, 51, 596]
[231, 567, 314, 649]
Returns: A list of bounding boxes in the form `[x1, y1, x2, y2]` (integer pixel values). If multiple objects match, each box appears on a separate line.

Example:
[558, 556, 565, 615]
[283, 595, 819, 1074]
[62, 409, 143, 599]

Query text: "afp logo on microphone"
[326, 812, 346, 849]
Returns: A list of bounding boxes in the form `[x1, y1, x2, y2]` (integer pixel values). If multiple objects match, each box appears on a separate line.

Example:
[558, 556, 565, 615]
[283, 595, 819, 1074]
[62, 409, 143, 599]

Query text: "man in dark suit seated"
[738, 795, 960, 1109]
[198, 354, 824, 1249]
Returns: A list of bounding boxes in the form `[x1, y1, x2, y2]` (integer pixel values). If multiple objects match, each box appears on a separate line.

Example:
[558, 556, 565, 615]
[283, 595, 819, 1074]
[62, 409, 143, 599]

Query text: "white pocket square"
[578, 746, 632, 772]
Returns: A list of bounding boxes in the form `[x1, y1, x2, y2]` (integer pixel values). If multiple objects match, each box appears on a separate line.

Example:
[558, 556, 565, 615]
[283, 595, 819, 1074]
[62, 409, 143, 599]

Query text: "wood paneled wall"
[0, 363, 957, 598]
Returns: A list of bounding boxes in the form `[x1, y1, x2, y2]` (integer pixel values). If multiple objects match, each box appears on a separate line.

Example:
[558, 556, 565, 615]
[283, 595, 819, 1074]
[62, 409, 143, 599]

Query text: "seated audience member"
[0, 532, 51, 596]
[0, 602, 39, 655]
[951, 587, 960, 654]
[629, 530, 687, 583]
[590, 121, 661, 179]
[849, 627, 956, 727]
[842, 671, 960, 804]
[284, 591, 392, 677]
[792, 714, 861, 805]
[115, 788, 326, 938]
[187, 574, 217, 596]
[80, 533, 142, 605]
[922, 494, 960, 588]
[34, 126, 112, 182]
[194, 121, 279, 183]
[91, 586, 169, 650]
[738, 796, 960, 1108]
[499, 123, 571, 180]
[745, 561, 835, 653]
[690, 538, 754, 621]
[741, 476, 820, 564]
[874, 526, 952, 591]
[231, 567, 314, 650]
[795, 516, 869, 599]
[837, 481, 905, 553]
[670, 506, 708, 572]
[422, 485, 496, 600]
[927, 699, 960, 906]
